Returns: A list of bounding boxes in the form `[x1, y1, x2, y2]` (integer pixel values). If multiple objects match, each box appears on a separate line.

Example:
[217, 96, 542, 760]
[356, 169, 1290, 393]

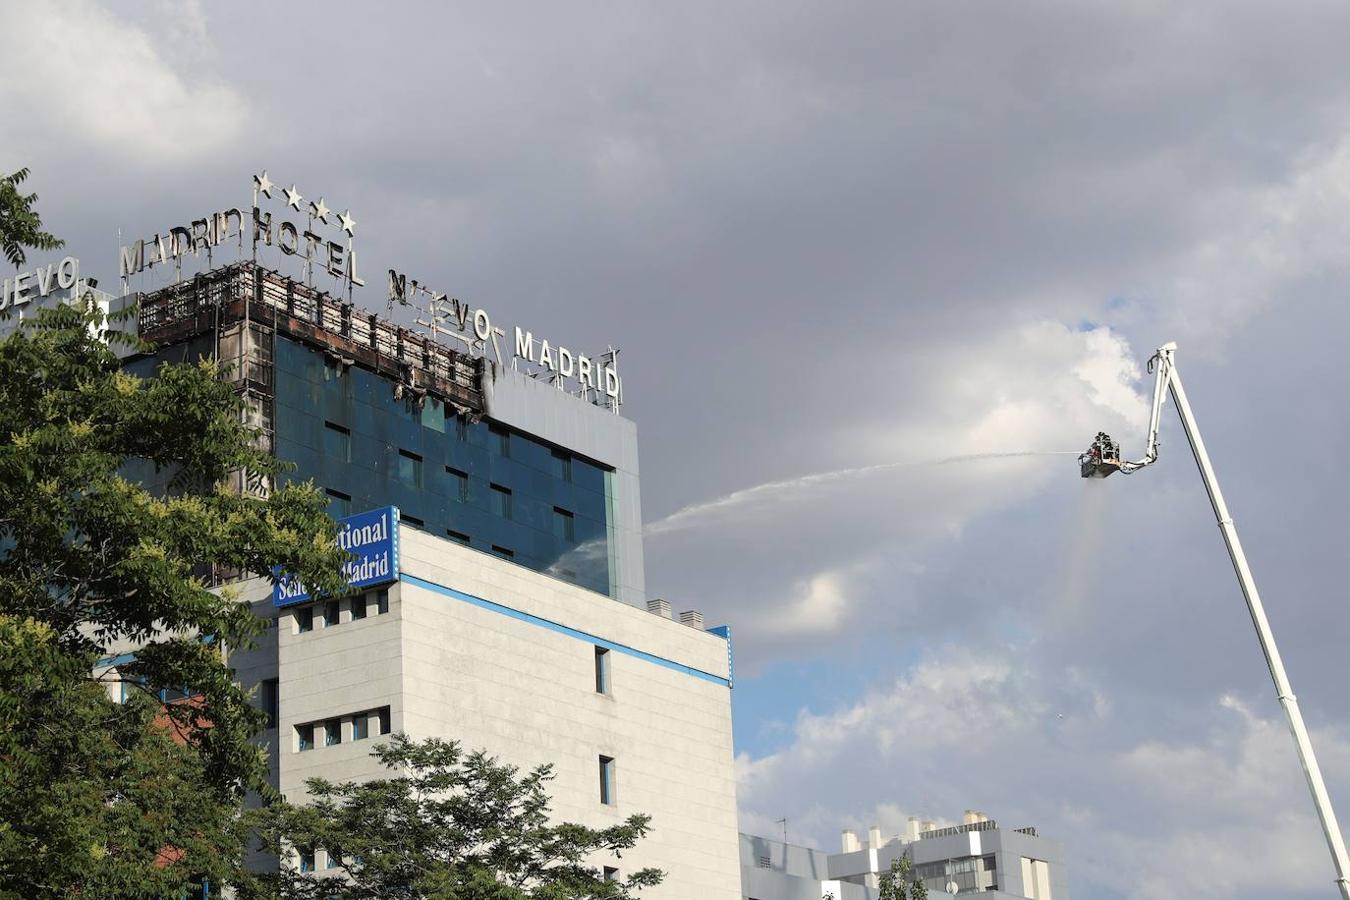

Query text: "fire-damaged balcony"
[134, 261, 485, 415]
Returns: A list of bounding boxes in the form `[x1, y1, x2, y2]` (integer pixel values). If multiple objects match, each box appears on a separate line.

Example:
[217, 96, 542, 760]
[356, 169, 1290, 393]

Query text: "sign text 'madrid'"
[273, 506, 399, 607]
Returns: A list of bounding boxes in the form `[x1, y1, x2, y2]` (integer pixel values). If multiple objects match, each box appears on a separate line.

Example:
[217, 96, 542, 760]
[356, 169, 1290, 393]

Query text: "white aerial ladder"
[1081, 341, 1350, 899]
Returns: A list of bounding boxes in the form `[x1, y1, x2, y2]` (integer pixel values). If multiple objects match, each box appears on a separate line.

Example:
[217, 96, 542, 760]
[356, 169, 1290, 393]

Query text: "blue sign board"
[273, 506, 400, 607]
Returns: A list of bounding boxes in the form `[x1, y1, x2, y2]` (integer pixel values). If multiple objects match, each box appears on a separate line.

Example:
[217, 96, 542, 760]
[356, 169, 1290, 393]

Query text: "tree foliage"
[0, 167, 62, 267]
[243, 735, 665, 900]
[0, 615, 256, 898]
[0, 293, 349, 895]
[877, 852, 928, 900]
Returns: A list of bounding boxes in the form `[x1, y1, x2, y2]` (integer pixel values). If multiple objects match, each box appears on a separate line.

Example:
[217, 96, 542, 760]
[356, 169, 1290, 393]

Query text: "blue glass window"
[324, 719, 341, 746]
[297, 724, 314, 752]
[552, 449, 572, 482]
[490, 483, 512, 519]
[446, 466, 469, 502]
[323, 421, 351, 462]
[352, 713, 369, 740]
[325, 488, 352, 518]
[270, 337, 620, 598]
[553, 507, 575, 542]
[397, 449, 423, 487]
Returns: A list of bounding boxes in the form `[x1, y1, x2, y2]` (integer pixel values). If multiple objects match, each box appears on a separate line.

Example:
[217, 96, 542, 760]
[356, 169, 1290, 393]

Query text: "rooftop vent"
[647, 598, 672, 619]
[679, 609, 704, 629]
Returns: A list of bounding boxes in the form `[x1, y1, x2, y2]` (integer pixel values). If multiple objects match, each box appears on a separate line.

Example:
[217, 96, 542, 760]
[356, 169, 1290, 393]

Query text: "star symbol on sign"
[309, 197, 330, 223]
[253, 170, 274, 198]
[284, 185, 303, 210]
[338, 209, 356, 236]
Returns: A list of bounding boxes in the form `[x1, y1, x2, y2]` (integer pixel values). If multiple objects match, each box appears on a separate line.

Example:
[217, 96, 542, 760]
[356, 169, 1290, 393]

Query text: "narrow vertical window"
[552, 449, 573, 483]
[454, 415, 468, 442]
[553, 507, 575, 542]
[350, 594, 367, 620]
[491, 425, 510, 458]
[599, 756, 616, 806]
[298, 848, 315, 873]
[594, 646, 610, 695]
[398, 449, 423, 487]
[323, 421, 351, 463]
[261, 678, 279, 729]
[296, 724, 314, 752]
[603, 867, 619, 882]
[296, 607, 313, 634]
[323, 599, 340, 628]
[490, 483, 512, 519]
[324, 719, 341, 746]
[377, 706, 391, 735]
[375, 589, 389, 615]
[325, 487, 352, 518]
[446, 466, 470, 502]
[352, 712, 369, 741]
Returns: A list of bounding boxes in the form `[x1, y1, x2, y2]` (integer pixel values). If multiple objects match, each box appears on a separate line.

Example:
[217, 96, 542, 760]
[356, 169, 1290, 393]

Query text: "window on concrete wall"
[298, 848, 315, 873]
[324, 719, 341, 746]
[375, 588, 389, 615]
[377, 706, 391, 735]
[296, 723, 314, 752]
[296, 607, 313, 634]
[598, 755, 616, 805]
[352, 712, 369, 741]
[350, 594, 367, 620]
[261, 678, 279, 729]
[594, 646, 610, 695]
[323, 599, 340, 628]
[603, 866, 618, 882]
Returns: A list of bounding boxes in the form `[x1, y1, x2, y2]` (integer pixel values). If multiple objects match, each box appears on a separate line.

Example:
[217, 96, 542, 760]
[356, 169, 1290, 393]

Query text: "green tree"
[0, 289, 349, 893]
[243, 734, 665, 900]
[877, 852, 928, 900]
[0, 167, 62, 267]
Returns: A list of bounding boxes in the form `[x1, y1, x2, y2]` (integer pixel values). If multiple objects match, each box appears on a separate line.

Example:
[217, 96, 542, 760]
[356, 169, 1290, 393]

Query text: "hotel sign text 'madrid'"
[273, 506, 399, 607]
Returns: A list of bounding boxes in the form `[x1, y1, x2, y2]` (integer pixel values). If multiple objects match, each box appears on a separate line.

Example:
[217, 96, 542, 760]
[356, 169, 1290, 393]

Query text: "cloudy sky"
[6, 2, 1350, 896]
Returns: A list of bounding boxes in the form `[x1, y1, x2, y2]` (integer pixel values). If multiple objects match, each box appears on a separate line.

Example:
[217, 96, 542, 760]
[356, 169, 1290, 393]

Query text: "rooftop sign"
[273, 505, 400, 607]
[115, 171, 624, 409]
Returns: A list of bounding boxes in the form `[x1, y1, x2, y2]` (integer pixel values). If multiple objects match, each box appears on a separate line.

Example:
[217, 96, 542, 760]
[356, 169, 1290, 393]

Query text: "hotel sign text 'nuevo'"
[387, 269, 623, 405]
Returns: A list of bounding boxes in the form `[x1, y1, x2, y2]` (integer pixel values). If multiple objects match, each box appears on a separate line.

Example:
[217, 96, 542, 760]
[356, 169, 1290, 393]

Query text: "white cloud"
[0, 0, 245, 165]
[737, 645, 1350, 899]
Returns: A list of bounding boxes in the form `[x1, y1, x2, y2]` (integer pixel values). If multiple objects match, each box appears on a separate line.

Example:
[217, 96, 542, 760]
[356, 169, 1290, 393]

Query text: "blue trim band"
[400, 573, 731, 688]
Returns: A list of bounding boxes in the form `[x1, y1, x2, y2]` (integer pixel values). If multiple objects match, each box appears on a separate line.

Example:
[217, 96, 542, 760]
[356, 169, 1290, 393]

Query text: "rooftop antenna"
[1082, 341, 1350, 899]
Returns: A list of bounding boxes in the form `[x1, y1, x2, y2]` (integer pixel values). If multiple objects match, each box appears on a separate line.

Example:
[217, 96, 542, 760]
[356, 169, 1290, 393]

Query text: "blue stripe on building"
[400, 572, 732, 688]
